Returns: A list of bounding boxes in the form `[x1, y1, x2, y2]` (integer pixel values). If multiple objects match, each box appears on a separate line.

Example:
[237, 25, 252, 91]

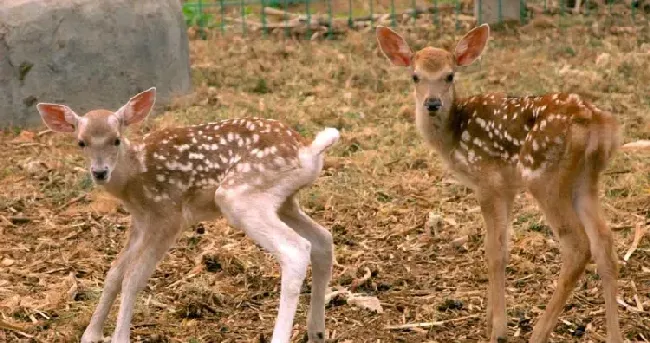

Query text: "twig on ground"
[0, 320, 37, 340]
[621, 140, 650, 151]
[624, 223, 647, 262]
[55, 194, 87, 213]
[631, 281, 644, 312]
[385, 314, 482, 331]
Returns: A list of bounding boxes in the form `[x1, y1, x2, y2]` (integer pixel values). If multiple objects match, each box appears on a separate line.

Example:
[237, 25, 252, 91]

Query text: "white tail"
[37, 88, 338, 343]
[378, 25, 623, 343]
[310, 128, 340, 155]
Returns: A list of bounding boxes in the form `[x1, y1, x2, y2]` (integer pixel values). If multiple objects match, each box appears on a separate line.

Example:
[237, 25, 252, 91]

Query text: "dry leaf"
[66, 272, 79, 302]
[427, 212, 443, 236]
[21, 159, 48, 174]
[346, 294, 384, 314]
[324, 288, 349, 305]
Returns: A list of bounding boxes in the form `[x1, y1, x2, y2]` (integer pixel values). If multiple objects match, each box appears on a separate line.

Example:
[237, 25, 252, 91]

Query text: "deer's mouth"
[424, 98, 443, 113]
[91, 172, 111, 185]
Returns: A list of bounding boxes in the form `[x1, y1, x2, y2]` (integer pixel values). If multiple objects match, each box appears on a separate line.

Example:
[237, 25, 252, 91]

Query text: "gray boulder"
[0, 0, 191, 128]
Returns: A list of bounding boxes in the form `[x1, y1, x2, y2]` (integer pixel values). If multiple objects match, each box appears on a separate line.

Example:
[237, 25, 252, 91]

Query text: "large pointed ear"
[115, 87, 156, 126]
[36, 103, 79, 133]
[376, 26, 413, 67]
[454, 24, 490, 67]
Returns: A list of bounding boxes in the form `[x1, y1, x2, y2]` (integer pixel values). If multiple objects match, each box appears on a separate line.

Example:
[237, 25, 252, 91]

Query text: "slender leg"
[279, 196, 333, 343]
[110, 217, 181, 343]
[528, 178, 591, 343]
[216, 190, 312, 343]
[478, 190, 514, 342]
[573, 172, 622, 343]
[81, 219, 143, 343]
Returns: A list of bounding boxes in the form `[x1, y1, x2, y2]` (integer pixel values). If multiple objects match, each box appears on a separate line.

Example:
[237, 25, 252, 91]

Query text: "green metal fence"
[182, 0, 649, 39]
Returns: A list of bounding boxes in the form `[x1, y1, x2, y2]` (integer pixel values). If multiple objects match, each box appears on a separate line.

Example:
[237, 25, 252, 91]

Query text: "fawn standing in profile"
[376, 24, 623, 342]
[37, 88, 339, 343]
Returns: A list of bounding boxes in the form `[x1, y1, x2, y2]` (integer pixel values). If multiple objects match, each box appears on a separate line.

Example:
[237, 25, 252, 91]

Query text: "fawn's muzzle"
[92, 169, 109, 182]
[425, 98, 443, 113]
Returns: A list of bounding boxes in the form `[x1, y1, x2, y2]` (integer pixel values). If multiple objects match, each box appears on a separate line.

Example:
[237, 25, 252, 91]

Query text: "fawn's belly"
[180, 188, 222, 226]
[445, 151, 524, 191]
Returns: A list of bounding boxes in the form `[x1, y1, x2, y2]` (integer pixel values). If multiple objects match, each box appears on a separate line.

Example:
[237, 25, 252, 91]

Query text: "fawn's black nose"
[425, 98, 443, 112]
[92, 169, 108, 181]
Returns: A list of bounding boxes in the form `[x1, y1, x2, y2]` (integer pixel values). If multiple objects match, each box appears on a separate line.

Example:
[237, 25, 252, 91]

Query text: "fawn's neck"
[414, 98, 461, 156]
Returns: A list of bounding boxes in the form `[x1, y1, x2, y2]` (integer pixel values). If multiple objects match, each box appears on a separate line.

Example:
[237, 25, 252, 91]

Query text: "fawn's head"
[37, 88, 156, 184]
[376, 24, 490, 118]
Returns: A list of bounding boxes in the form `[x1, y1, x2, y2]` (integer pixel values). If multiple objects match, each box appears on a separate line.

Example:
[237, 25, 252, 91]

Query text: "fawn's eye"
[78, 140, 86, 148]
[446, 73, 455, 83]
[114, 138, 121, 146]
[412, 74, 420, 83]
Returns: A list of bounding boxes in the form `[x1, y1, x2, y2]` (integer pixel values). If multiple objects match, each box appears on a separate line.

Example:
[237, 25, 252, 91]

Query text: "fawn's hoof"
[80, 333, 109, 343]
[300, 331, 327, 343]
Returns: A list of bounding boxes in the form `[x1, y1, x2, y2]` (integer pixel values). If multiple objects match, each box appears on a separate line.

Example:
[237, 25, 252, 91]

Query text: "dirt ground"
[1, 14, 649, 343]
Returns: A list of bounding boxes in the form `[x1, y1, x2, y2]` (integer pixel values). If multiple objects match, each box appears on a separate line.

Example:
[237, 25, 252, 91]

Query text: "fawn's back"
[128, 118, 308, 205]
[449, 92, 619, 186]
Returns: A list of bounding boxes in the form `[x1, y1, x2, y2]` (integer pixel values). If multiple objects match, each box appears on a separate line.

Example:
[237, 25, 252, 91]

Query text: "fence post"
[475, 0, 521, 24]
[498, 0, 503, 23]
[558, 0, 564, 30]
[219, 0, 226, 34]
[261, 0, 268, 37]
[390, 0, 396, 27]
[327, 0, 334, 38]
[347, 0, 352, 27]
[306, 0, 312, 39]
[284, 0, 290, 37]
[198, 0, 204, 25]
[455, 0, 460, 31]
[370, 0, 374, 28]
[240, 0, 247, 34]
[412, 0, 418, 20]
[433, 0, 440, 27]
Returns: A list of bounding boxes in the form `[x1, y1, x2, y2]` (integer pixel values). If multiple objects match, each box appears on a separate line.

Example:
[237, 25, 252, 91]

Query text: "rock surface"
[0, 0, 191, 128]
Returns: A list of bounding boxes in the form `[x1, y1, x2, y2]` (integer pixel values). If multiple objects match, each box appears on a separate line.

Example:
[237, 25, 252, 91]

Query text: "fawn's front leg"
[478, 190, 514, 343]
[111, 215, 181, 343]
[81, 219, 144, 343]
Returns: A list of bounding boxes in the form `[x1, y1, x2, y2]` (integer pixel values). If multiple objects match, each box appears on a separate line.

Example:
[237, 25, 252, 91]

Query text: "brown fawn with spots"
[37, 88, 339, 343]
[377, 24, 622, 342]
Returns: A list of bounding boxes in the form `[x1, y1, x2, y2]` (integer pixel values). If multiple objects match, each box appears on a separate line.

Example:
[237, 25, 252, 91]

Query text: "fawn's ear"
[376, 26, 413, 67]
[115, 87, 156, 126]
[454, 24, 490, 67]
[36, 103, 79, 133]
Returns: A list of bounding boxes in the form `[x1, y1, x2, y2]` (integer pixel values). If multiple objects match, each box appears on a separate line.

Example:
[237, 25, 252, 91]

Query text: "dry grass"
[1, 18, 649, 343]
